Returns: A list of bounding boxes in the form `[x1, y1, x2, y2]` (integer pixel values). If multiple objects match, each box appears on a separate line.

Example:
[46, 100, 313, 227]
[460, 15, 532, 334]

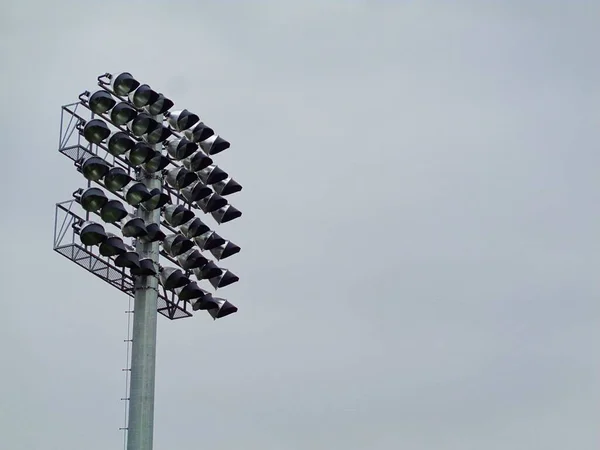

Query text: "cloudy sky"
[1, 1, 599, 449]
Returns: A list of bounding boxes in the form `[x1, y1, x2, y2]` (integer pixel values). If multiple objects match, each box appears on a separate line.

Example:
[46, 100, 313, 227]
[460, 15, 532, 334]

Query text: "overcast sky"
[1, 1, 599, 449]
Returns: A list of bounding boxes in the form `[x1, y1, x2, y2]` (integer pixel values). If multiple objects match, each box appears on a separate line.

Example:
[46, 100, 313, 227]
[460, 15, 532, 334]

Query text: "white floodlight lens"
[209, 240, 241, 261]
[99, 234, 127, 257]
[166, 137, 198, 161]
[163, 204, 194, 227]
[211, 204, 242, 224]
[167, 109, 200, 131]
[165, 166, 198, 190]
[207, 298, 238, 319]
[104, 167, 132, 192]
[182, 150, 213, 173]
[83, 119, 111, 144]
[100, 200, 128, 223]
[184, 122, 214, 143]
[199, 135, 230, 156]
[123, 181, 152, 206]
[159, 266, 189, 290]
[79, 221, 108, 246]
[89, 90, 116, 114]
[110, 102, 138, 126]
[76, 187, 108, 212]
[111, 72, 140, 96]
[129, 84, 159, 108]
[81, 156, 110, 181]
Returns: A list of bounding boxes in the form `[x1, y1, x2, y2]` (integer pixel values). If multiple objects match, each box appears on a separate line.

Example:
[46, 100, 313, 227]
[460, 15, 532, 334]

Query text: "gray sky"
[1, 1, 599, 449]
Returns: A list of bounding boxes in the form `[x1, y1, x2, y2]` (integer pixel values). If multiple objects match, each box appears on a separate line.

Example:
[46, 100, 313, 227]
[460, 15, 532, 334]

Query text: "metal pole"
[127, 116, 163, 450]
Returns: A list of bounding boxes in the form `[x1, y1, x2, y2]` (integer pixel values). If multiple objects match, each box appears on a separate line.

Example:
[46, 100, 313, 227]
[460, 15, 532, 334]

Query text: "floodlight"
[207, 298, 238, 319]
[159, 266, 189, 290]
[141, 188, 170, 211]
[144, 93, 174, 116]
[208, 269, 239, 289]
[163, 204, 194, 227]
[180, 180, 212, 203]
[175, 281, 208, 301]
[110, 102, 138, 126]
[211, 204, 242, 224]
[176, 248, 208, 270]
[111, 72, 140, 96]
[165, 137, 198, 160]
[142, 153, 170, 173]
[83, 119, 111, 144]
[123, 181, 152, 206]
[166, 109, 199, 131]
[197, 164, 228, 185]
[165, 166, 197, 190]
[81, 156, 110, 181]
[130, 258, 156, 276]
[199, 135, 230, 156]
[190, 293, 219, 311]
[99, 234, 127, 256]
[197, 193, 227, 213]
[121, 216, 148, 238]
[129, 113, 158, 137]
[127, 143, 155, 166]
[209, 240, 241, 261]
[183, 122, 214, 143]
[75, 187, 108, 212]
[100, 199, 128, 223]
[143, 125, 172, 145]
[104, 167, 132, 192]
[182, 150, 213, 172]
[107, 131, 136, 156]
[163, 234, 194, 257]
[212, 177, 242, 196]
[78, 221, 108, 246]
[194, 230, 225, 251]
[179, 217, 210, 238]
[88, 90, 116, 114]
[115, 250, 141, 269]
[129, 84, 159, 108]
[139, 223, 166, 243]
[193, 261, 223, 281]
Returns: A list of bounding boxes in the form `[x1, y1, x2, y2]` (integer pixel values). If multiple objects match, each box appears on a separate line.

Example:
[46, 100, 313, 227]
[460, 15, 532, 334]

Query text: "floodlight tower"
[54, 72, 243, 450]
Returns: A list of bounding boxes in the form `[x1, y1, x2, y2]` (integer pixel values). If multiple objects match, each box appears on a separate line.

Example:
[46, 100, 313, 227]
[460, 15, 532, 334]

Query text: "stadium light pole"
[54, 71, 243, 450]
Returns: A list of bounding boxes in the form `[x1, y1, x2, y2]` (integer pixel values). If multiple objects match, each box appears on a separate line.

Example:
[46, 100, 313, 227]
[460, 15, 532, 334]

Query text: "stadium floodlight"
[166, 109, 200, 131]
[176, 248, 208, 270]
[139, 223, 166, 243]
[100, 199, 128, 223]
[99, 234, 128, 257]
[131, 258, 157, 276]
[143, 124, 173, 145]
[163, 204, 194, 227]
[197, 192, 227, 213]
[189, 292, 219, 311]
[141, 188, 170, 211]
[159, 266, 189, 290]
[127, 142, 155, 166]
[194, 230, 225, 251]
[165, 137, 198, 160]
[123, 181, 152, 206]
[129, 112, 158, 137]
[83, 119, 111, 144]
[180, 180, 212, 203]
[165, 166, 197, 190]
[209, 240, 241, 261]
[212, 177, 242, 196]
[78, 221, 108, 246]
[183, 122, 214, 143]
[114, 250, 141, 269]
[74, 187, 108, 213]
[208, 269, 239, 289]
[179, 217, 210, 239]
[197, 164, 228, 185]
[88, 90, 117, 114]
[193, 261, 223, 281]
[145, 93, 174, 116]
[199, 134, 230, 156]
[142, 152, 170, 173]
[129, 84, 159, 108]
[110, 72, 140, 96]
[174, 281, 207, 301]
[80, 156, 111, 182]
[207, 298, 238, 319]
[107, 132, 136, 156]
[121, 216, 148, 238]
[110, 102, 138, 126]
[162, 234, 194, 257]
[182, 150, 213, 172]
[104, 167, 132, 192]
[211, 204, 242, 224]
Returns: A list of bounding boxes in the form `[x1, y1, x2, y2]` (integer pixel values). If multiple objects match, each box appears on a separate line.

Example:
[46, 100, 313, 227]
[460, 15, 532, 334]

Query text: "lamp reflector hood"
[141, 188, 170, 211]
[182, 150, 213, 172]
[121, 216, 148, 238]
[123, 181, 152, 206]
[209, 240, 241, 261]
[100, 200, 128, 223]
[79, 221, 108, 246]
[163, 234, 194, 257]
[165, 166, 197, 190]
[76, 187, 108, 212]
[210, 204, 242, 224]
[199, 135, 230, 156]
[166, 137, 198, 160]
[159, 266, 189, 290]
[176, 248, 208, 270]
[180, 217, 210, 238]
[104, 167, 132, 192]
[212, 177, 242, 196]
[207, 298, 238, 319]
[197, 164, 228, 185]
[107, 131, 135, 156]
[128, 84, 159, 108]
[208, 269, 239, 289]
[99, 234, 127, 256]
[139, 223, 166, 243]
[114, 251, 141, 269]
[193, 230, 225, 251]
[83, 119, 111, 144]
[111, 72, 140, 96]
[184, 122, 214, 143]
[197, 193, 227, 214]
[145, 93, 174, 116]
[127, 143, 155, 166]
[110, 102, 137, 126]
[180, 180, 212, 204]
[89, 90, 116, 114]
[193, 261, 223, 281]
[166, 109, 200, 131]
[163, 204, 194, 227]
[130, 258, 156, 276]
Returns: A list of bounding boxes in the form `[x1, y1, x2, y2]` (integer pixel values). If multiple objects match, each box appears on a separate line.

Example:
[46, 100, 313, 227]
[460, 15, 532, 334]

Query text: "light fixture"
[144, 93, 174, 116]
[99, 234, 127, 256]
[81, 156, 110, 181]
[176, 248, 209, 270]
[110, 102, 138, 126]
[128, 112, 158, 137]
[193, 230, 225, 251]
[100, 199, 128, 223]
[211, 204, 242, 224]
[193, 261, 223, 281]
[197, 192, 227, 213]
[175, 281, 207, 301]
[130, 258, 156, 276]
[143, 125, 172, 145]
[88, 90, 116, 114]
[142, 153, 170, 173]
[182, 150, 213, 172]
[165, 166, 197, 190]
[129, 84, 159, 108]
[107, 132, 135, 156]
[127, 143, 155, 166]
[75, 187, 108, 212]
[166, 109, 200, 131]
[208, 269, 239, 289]
[207, 298, 238, 319]
[197, 164, 228, 185]
[165, 137, 198, 160]
[209, 240, 241, 261]
[104, 167, 132, 192]
[180, 180, 212, 203]
[183, 122, 214, 143]
[139, 223, 166, 243]
[162, 234, 194, 257]
[212, 177, 242, 196]
[83, 119, 111, 144]
[179, 217, 210, 239]
[199, 134, 230, 156]
[110, 72, 140, 96]
[114, 250, 141, 269]
[159, 266, 189, 290]
[121, 216, 148, 238]
[141, 188, 170, 211]
[78, 221, 108, 246]
[123, 181, 152, 206]
[163, 204, 194, 227]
